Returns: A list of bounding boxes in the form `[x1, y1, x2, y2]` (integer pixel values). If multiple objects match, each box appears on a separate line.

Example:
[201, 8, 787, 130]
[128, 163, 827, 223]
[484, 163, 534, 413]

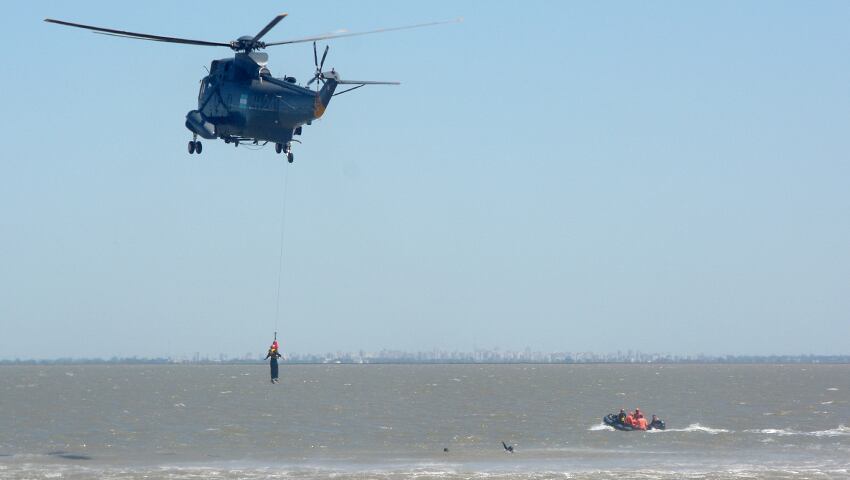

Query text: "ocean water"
[1, 364, 848, 479]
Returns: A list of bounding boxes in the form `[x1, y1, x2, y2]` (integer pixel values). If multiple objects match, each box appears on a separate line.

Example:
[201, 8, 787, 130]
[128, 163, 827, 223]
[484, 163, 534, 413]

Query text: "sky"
[1, 1, 848, 359]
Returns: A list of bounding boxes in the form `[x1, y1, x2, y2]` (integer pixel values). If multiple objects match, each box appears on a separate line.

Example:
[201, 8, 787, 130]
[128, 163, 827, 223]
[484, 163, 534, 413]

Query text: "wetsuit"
[265, 349, 282, 382]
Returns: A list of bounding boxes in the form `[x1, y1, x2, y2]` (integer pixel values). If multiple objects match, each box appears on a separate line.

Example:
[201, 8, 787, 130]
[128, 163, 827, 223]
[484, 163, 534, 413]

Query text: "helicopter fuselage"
[186, 54, 336, 146]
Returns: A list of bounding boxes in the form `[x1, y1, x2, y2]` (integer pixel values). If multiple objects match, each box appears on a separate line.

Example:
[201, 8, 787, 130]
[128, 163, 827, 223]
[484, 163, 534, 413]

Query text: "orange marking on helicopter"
[313, 95, 327, 118]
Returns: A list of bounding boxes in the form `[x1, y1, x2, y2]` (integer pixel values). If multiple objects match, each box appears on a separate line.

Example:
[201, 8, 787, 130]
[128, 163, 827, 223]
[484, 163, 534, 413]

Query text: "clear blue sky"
[1, 1, 848, 359]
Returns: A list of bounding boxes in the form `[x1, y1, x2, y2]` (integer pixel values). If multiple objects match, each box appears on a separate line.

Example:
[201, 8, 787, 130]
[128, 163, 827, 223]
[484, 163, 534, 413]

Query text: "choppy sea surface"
[1, 364, 848, 479]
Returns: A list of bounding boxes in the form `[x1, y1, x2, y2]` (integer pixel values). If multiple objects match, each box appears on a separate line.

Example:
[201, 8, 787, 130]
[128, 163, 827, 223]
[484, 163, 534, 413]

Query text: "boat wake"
[656, 423, 731, 434]
[589, 422, 729, 434]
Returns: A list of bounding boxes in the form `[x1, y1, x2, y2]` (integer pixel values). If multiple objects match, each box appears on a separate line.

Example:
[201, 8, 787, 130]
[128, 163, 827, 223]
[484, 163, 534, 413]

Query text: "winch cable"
[273, 164, 292, 343]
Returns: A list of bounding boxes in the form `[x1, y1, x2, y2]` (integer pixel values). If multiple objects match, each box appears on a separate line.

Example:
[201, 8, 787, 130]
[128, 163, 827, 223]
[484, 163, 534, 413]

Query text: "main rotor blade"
[313, 41, 318, 68]
[253, 13, 287, 42]
[44, 18, 231, 47]
[263, 18, 462, 47]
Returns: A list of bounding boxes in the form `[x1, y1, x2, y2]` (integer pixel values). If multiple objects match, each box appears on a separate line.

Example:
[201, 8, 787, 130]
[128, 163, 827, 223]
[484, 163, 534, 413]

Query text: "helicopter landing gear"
[188, 134, 203, 154]
[275, 142, 294, 163]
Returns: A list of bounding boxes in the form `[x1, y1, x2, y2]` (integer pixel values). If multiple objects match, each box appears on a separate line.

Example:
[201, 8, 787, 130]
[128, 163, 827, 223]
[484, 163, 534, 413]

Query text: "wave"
[1, 463, 849, 480]
[660, 423, 731, 434]
[815, 425, 850, 437]
[588, 423, 614, 431]
[745, 425, 850, 437]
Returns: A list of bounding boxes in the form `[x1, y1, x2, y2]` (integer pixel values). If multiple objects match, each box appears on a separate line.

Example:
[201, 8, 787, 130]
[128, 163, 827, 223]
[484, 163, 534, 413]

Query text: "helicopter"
[45, 14, 458, 162]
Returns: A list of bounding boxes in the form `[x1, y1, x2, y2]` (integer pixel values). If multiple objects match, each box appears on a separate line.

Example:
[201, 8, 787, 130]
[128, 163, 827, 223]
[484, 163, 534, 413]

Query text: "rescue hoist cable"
[273, 164, 291, 340]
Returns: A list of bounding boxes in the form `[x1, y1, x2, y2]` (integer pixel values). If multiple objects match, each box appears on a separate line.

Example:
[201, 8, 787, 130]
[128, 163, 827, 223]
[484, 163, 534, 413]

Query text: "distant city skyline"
[3, 347, 849, 365]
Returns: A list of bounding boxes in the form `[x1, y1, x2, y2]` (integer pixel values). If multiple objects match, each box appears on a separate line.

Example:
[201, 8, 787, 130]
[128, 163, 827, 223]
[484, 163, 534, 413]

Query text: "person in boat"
[634, 408, 644, 420]
[617, 409, 627, 423]
[264, 341, 282, 384]
[650, 414, 665, 430]
[624, 410, 635, 427]
[635, 413, 649, 430]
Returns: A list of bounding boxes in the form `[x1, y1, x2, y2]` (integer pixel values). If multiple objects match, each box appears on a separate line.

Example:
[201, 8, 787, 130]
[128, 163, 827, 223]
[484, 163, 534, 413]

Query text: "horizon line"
[3, 353, 850, 366]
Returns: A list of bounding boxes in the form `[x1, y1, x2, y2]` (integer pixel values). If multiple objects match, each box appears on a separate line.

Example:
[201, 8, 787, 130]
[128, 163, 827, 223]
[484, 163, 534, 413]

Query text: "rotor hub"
[231, 35, 266, 52]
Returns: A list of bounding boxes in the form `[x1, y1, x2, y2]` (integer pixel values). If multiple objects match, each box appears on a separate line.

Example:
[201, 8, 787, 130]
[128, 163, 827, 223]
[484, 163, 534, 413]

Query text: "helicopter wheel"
[287, 152, 294, 163]
[275, 143, 283, 154]
[188, 141, 195, 154]
[195, 141, 202, 154]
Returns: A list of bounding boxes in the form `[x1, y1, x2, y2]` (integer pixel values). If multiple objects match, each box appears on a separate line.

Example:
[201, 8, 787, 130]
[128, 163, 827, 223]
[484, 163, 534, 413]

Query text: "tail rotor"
[306, 41, 330, 90]
[304, 40, 399, 97]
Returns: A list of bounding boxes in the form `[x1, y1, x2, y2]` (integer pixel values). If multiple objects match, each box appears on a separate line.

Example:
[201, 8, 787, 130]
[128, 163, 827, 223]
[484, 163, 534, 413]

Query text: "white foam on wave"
[746, 428, 795, 436]
[588, 423, 614, 431]
[746, 425, 850, 437]
[814, 425, 850, 437]
[3, 460, 850, 480]
[663, 423, 731, 434]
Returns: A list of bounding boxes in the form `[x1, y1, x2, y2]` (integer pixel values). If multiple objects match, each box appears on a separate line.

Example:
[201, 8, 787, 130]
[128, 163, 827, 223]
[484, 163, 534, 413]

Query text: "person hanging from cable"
[264, 335, 282, 384]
